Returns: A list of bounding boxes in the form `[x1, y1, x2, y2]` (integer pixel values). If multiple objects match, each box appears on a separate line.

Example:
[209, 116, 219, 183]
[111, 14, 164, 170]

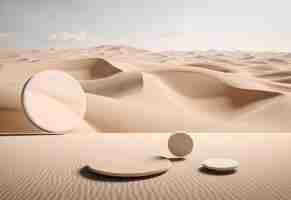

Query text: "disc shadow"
[79, 165, 167, 182]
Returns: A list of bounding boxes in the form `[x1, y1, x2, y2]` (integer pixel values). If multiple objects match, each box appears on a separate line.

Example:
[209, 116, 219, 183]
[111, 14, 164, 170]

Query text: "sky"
[0, 0, 291, 51]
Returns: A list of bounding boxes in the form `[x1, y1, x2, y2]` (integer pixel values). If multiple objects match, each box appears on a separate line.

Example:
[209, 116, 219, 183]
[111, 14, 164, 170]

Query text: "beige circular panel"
[88, 156, 172, 178]
[201, 158, 239, 172]
[22, 70, 86, 133]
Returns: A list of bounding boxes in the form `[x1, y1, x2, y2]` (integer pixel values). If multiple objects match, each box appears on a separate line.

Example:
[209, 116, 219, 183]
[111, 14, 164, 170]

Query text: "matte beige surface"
[0, 133, 291, 200]
[22, 70, 86, 133]
[87, 150, 171, 177]
[1, 46, 291, 133]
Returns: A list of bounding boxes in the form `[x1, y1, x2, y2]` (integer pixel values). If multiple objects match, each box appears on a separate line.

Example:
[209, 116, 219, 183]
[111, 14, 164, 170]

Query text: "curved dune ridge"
[1, 46, 291, 133]
[80, 71, 143, 98]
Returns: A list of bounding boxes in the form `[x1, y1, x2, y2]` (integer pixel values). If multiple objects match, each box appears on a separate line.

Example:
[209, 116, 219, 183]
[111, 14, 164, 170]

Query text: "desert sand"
[1, 47, 291, 200]
[1, 133, 291, 200]
[1, 46, 291, 133]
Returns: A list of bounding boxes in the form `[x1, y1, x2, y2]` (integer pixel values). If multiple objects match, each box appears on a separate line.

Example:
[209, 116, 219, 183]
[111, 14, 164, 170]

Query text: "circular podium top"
[87, 155, 172, 178]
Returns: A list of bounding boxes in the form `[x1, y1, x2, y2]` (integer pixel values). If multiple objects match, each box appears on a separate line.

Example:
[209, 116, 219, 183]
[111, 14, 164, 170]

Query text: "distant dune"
[1, 45, 291, 133]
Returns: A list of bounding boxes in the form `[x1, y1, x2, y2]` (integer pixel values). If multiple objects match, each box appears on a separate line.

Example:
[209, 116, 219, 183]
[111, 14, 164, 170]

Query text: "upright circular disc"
[201, 158, 239, 172]
[21, 70, 86, 133]
[87, 156, 172, 178]
[168, 132, 193, 157]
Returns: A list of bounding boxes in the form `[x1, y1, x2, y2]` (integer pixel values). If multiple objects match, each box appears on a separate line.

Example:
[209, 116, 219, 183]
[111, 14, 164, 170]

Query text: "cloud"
[48, 31, 101, 48]
[48, 32, 88, 41]
[47, 31, 131, 48]
[0, 32, 10, 38]
[153, 31, 291, 52]
[0, 32, 14, 47]
[46, 31, 291, 52]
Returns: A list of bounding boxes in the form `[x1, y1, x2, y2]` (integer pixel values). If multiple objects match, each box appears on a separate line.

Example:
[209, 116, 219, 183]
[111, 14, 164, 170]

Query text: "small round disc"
[201, 158, 239, 172]
[87, 156, 172, 178]
[22, 70, 86, 133]
[168, 132, 193, 157]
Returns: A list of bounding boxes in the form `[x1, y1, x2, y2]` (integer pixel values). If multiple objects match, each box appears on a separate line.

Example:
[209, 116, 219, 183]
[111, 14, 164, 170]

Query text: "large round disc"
[21, 70, 86, 133]
[88, 155, 172, 178]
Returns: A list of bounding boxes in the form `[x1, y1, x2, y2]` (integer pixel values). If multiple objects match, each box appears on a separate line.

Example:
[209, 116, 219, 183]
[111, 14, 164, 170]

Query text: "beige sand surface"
[0, 133, 291, 200]
[1, 46, 291, 133]
[1, 47, 291, 200]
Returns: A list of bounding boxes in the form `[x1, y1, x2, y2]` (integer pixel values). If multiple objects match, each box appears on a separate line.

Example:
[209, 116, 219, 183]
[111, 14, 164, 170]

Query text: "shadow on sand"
[198, 167, 237, 176]
[154, 155, 186, 162]
[79, 165, 166, 183]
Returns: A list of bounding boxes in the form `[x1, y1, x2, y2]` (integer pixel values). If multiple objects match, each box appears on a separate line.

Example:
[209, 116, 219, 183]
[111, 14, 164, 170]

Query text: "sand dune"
[1, 46, 291, 133]
[0, 58, 122, 83]
[80, 71, 143, 98]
